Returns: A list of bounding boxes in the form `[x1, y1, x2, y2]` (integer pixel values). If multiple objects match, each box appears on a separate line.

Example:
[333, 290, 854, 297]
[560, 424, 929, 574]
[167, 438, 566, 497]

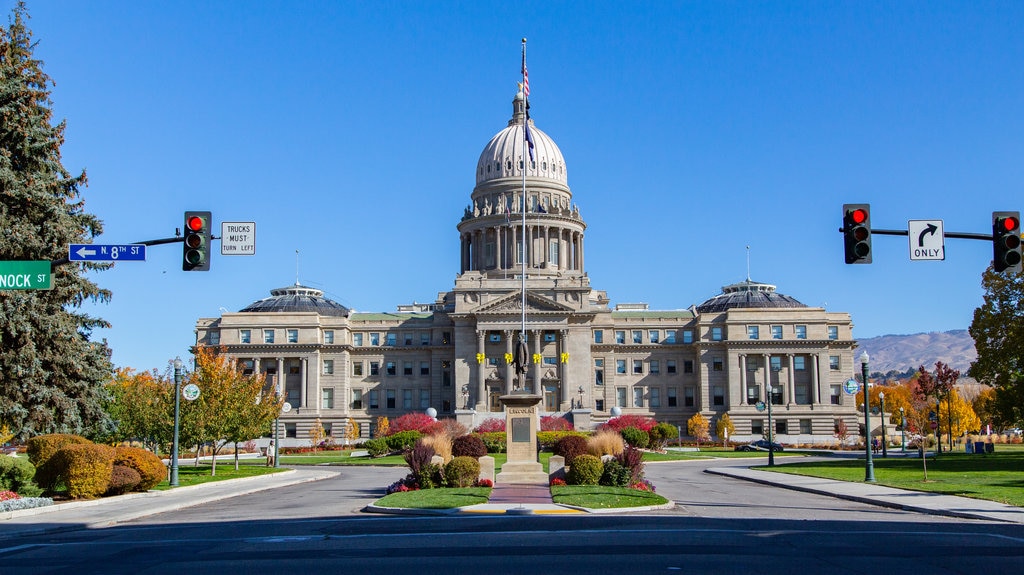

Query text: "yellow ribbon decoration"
[532, 353, 541, 364]
[560, 352, 570, 364]
[504, 352, 513, 364]
[476, 353, 485, 364]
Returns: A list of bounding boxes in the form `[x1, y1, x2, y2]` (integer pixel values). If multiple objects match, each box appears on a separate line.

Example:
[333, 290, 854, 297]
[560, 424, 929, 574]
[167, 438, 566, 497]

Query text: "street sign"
[182, 383, 201, 401]
[908, 220, 945, 261]
[221, 222, 256, 255]
[68, 244, 146, 262]
[0, 261, 51, 290]
[930, 421, 939, 430]
[843, 379, 860, 395]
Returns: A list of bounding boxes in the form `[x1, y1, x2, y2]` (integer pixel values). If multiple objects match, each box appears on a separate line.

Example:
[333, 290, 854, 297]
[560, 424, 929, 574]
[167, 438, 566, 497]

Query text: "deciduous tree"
[969, 267, 1024, 430]
[687, 413, 710, 447]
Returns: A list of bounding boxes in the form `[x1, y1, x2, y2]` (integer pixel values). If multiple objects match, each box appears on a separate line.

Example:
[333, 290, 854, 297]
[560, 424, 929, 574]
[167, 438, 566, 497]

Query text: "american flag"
[521, 51, 530, 97]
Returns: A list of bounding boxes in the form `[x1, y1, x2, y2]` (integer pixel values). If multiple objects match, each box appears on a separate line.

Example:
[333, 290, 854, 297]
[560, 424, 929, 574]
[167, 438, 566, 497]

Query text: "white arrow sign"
[75, 246, 97, 258]
[908, 220, 945, 261]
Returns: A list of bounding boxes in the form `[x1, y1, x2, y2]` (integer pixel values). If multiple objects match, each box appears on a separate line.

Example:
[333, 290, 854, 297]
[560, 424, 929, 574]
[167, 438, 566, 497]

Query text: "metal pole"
[766, 384, 775, 467]
[861, 352, 875, 482]
[880, 392, 888, 458]
[170, 357, 183, 487]
[900, 408, 906, 452]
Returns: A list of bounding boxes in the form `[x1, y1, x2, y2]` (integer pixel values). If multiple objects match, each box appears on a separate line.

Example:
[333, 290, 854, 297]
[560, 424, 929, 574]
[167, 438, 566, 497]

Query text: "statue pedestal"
[495, 393, 547, 484]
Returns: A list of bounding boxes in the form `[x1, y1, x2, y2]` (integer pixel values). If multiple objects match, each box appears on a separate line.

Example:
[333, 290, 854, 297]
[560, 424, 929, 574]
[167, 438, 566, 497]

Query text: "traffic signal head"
[992, 211, 1022, 273]
[843, 204, 872, 264]
[182, 211, 212, 271]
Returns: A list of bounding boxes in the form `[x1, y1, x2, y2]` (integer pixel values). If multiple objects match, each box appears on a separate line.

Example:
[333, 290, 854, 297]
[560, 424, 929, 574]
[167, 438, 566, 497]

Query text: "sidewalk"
[706, 466, 1024, 524]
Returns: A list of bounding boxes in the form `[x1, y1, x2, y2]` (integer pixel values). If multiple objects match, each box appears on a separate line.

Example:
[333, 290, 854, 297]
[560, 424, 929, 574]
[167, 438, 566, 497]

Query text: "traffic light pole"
[50, 234, 221, 270]
[845, 228, 994, 241]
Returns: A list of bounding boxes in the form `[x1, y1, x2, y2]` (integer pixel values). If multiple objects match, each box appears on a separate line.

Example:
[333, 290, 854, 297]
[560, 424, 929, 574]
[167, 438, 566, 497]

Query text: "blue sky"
[15, 1, 1024, 371]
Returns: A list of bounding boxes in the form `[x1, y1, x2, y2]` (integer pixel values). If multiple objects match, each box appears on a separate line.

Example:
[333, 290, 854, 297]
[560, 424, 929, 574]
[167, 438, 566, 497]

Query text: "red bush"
[388, 412, 438, 435]
[475, 418, 506, 433]
[540, 416, 573, 431]
[602, 415, 656, 433]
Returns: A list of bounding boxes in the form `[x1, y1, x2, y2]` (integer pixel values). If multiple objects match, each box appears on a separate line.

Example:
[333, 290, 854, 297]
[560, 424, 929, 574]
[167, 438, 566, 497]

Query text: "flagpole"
[520, 38, 528, 366]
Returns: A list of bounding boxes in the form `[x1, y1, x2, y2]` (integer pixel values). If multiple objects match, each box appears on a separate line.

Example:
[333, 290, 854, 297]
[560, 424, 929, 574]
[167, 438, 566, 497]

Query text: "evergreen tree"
[0, 3, 112, 440]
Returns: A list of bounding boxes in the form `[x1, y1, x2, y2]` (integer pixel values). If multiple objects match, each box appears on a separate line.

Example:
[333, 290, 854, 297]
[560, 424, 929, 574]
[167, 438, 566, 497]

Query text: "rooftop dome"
[696, 279, 808, 314]
[239, 284, 350, 317]
[475, 90, 567, 186]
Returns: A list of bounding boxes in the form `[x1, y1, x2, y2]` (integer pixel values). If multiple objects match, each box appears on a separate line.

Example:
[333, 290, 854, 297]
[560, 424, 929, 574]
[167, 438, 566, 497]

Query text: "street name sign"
[908, 220, 945, 261]
[68, 244, 146, 262]
[221, 222, 256, 255]
[0, 261, 51, 290]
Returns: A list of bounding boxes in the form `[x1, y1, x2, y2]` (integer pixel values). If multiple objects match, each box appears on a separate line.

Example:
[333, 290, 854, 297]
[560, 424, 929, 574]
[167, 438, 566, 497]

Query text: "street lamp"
[899, 406, 906, 452]
[879, 391, 888, 458]
[860, 350, 876, 482]
[170, 357, 183, 487]
[766, 383, 776, 467]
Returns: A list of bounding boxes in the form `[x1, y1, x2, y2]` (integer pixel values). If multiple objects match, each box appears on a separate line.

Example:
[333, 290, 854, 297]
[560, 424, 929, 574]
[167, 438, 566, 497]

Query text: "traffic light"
[843, 204, 872, 264]
[992, 211, 1022, 273]
[182, 211, 212, 271]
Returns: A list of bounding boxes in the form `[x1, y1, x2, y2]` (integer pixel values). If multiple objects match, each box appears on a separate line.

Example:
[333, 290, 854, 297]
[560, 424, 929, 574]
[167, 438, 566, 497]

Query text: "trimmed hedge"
[0, 455, 43, 497]
[49, 443, 116, 499]
[114, 446, 166, 491]
[444, 456, 480, 488]
[451, 434, 488, 459]
[537, 430, 586, 448]
[106, 465, 141, 496]
[480, 432, 506, 453]
[385, 431, 422, 452]
[553, 435, 589, 467]
[567, 454, 603, 485]
[620, 427, 650, 449]
[26, 434, 91, 468]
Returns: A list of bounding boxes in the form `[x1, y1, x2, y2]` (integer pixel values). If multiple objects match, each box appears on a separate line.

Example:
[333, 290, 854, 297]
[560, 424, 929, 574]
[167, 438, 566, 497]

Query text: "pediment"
[474, 292, 574, 315]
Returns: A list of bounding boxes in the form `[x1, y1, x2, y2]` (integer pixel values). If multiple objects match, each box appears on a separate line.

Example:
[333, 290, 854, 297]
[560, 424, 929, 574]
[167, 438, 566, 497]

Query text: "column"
[476, 330, 486, 410]
[313, 351, 322, 412]
[787, 354, 795, 406]
[532, 330, 542, 393]
[762, 355, 770, 403]
[579, 234, 584, 272]
[299, 357, 308, 409]
[811, 354, 821, 405]
[559, 329, 569, 408]
[739, 354, 747, 404]
[276, 357, 285, 402]
[504, 330, 514, 394]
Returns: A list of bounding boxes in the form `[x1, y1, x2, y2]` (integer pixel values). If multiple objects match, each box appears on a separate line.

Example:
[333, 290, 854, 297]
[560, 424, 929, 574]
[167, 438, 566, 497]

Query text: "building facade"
[195, 90, 860, 444]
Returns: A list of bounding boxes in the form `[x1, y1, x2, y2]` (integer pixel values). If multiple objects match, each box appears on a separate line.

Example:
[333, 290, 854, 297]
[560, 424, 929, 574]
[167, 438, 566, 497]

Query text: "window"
[369, 390, 379, 409]
[352, 389, 363, 409]
[776, 420, 788, 434]
[420, 362, 430, 376]
[770, 356, 782, 372]
[828, 326, 839, 340]
[421, 333, 430, 345]
[633, 387, 644, 407]
[616, 387, 627, 407]
[370, 333, 380, 346]
[549, 240, 559, 265]
[442, 399, 451, 412]
[403, 389, 413, 409]
[751, 420, 764, 436]
[322, 359, 334, 375]
[544, 331, 556, 342]
[404, 333, 413, 346]
[594, 330, 603, 344]
[488, 332, 502, 343]
[770, 384, 783, 405]
[595, 359, 604, 386]
[711, 327, 723, 341]
[324, 330, 334, 344]
[747, 326, 759, 340]
[712, 385, 725, 406]
[829, 356, 840, 370]
[684, 386, 695, 407]
[370, 361, 380, 376]
[241, 359, 255, 375]
[263, 329, 275, 344]
[713, 357, 723, 371]
[632, 330, 642, 344]
[403, 362, 413, 376]
[650, 387, 660, 408]
[240, 329, 251, 344]
[649, 330, 660, 344]
[795, 325, 807, 339]
[442, 332, 451, 344]
[285, 423, 297, 438]
[616, 359, 627, 374]
[649, 360, 660, 374]
[632, 359, 643, 375]
[420, 389, 430, 409]
[386, 389, 396, 409]
[799, 419, 812, 434]
[353, 333, 363, 346]
[830, 385, 842, 405]
[771, 325, 782, 339]
[543, 356, 557, 366]
[794, 356, 806, 370]
[665, 330, 676, 344]
[287, 329, 298, 343]
[747, 384, 760, 405]
[667, 360, 677, 374]
[595, 399, 604, 411]
[322, 388, 334, 409]
[615, 331, 625, 344]
[668, 387, 678, 407]
[208, 330, 220, 345]
[386, 361, 397, 376]
[323, 422, 333, 437]
[683, 360, 693, 374]
[352, 362, 363, 376]
[386, 333, 397, 346]
[682, 330, 694, 344]
[748, 357, 759, 371]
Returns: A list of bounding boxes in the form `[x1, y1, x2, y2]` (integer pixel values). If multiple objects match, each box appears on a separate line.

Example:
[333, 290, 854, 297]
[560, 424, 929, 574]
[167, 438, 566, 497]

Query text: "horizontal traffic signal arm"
[50, 235, 219, 270]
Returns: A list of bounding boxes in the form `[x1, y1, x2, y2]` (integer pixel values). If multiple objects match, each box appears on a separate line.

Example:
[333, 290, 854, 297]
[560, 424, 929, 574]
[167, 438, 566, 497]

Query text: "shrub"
[537, 430, 584, 448]
[0, 454, 43, 497]
[587, 429, 625, 457]
[0, 496, 53, 513]
[480, 432, 506, 453]
[388, 413, 436, 435]
[416, 463, 444, 489]
[567, 454, 603, 485]
[475, 478, 493, 488]
[540, 416, 573, 431]
[550, 477, 566, 486]
[615, 445, 646, 485]
[444, 456, 480, 488]
[553, 435, 589, 467]
[364, 438, 390, 457]
[418, 434, 451, 463]
[452, 434, 488, 459]
[620, 427, 650, 449]
[26, 434, 91, 468]
[648, 422, 677, 450]
[424, 418, 468, 439]
[403, 441, 435, 476]
[114, 446, 165, 491]
[49, 443, 116, 499]
[602, 415, 656, 433]
[385, 431, 422, 452]
[105, 465, 141, 496]
[599, 459, 632, 487]
[475, 418, 506, 433]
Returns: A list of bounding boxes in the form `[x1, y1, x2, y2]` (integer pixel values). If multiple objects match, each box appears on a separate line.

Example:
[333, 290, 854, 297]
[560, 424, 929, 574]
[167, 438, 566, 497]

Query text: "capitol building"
[195, 89, 860, 443]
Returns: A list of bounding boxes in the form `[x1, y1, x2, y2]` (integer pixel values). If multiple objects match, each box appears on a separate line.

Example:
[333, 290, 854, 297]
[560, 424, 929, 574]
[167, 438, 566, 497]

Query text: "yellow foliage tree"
[715, 413, 735, 446]
[374, 416, 389, 438]
[309, 418, 325, 451]
[939, 388, 981, 440]
[0, 422, 14, 446]
[687, 412, 711, 447]
[104, 367, 173, 454]
[344, 418, 360, 446]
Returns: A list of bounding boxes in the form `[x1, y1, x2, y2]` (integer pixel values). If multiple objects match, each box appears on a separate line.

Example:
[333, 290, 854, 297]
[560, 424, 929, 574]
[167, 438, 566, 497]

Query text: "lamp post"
[766, 383, 776, 467]
[860, 350, 875, 482]
[879, 391, 888, 458]
[899, 406, 906, 452]
[170, 357, 183, 487]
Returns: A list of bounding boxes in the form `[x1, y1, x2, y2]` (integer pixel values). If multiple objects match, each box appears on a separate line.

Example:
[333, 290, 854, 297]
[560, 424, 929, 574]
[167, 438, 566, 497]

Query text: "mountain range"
[855, 329, 977, 375]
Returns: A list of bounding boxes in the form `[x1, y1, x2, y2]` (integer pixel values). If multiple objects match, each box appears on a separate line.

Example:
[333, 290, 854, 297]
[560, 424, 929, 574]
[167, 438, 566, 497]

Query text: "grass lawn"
[551, 485, 669, 509]
[152, 463, 287, 490]
[759, 450, 1024, 507]
[375, 487, 491, 509]
[644, 448, 801, 461]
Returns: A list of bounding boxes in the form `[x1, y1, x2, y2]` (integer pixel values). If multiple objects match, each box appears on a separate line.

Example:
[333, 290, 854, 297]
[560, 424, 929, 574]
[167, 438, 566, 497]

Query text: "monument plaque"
[511, 417, 530, 442]
[495, 393, 548, 484]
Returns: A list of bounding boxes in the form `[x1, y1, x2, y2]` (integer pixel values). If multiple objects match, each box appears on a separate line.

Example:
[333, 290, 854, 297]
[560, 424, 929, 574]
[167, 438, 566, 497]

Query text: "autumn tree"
[938, 388, 981, 441]
[343, 418, 359, 446]
[0, 2, 113, 441]
[309, 418, 325, 451]
[969, 267, 1024, 430]
[914, 364, 956, 453]
[715, 413, 735, 446]
[103, 367, 173, 453]
[934, 362, 962, 450]
[687, 413, 710, 447]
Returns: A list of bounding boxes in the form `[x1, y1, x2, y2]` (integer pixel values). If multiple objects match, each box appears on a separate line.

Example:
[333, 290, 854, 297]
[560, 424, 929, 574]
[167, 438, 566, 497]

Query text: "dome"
[239, 284, 350, 317]
[475, 91, 567, 186]
[696, 279, 807, 314]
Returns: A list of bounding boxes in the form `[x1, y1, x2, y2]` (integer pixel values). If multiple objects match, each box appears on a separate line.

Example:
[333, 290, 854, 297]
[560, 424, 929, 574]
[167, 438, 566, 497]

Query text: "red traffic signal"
[843, 204, 872, 264]
[182, 211, 212, 271]
[993, 211, 1022, 273]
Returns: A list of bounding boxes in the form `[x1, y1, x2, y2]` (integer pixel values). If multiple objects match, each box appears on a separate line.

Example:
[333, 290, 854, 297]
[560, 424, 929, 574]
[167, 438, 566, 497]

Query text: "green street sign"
[0, 261, 52, 290]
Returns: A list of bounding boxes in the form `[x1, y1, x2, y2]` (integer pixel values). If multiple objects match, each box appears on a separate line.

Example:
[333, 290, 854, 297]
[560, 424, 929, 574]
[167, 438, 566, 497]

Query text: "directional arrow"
[75, 246, 97, 259]
[918, 223, 938, 247]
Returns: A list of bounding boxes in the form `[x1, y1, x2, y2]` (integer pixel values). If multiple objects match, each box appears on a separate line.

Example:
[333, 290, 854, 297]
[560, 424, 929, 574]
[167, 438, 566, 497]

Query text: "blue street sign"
[68, 244, 146, 262]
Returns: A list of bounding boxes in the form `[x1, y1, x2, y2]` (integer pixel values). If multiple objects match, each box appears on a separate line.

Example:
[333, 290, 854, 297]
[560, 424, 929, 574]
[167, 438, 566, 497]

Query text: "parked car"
[735, 439, 784, 452]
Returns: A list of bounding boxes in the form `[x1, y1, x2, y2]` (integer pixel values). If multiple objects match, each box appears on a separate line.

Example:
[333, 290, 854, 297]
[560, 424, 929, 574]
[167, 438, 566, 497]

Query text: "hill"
[856, 330, 977, 375]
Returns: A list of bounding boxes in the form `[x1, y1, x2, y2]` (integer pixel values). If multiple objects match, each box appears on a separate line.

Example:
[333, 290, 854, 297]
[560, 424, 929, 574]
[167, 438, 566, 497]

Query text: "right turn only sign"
[908, 220, 945, 261]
